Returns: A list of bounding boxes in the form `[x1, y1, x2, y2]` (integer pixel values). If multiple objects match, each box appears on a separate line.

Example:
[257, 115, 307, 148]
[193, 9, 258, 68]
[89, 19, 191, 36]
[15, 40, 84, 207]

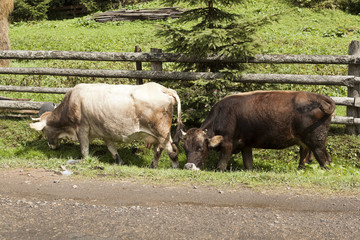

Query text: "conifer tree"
[157, 0, 276, 126]
[158, 0, 274, 72]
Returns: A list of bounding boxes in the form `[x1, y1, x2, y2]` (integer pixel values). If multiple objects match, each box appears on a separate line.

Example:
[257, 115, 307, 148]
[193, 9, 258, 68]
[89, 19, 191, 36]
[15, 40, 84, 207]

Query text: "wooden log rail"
[0, 100, 44, 110]
[0, 85, 70, 94]
[0, 67, 358, 86]
[1, 50, 360, 64]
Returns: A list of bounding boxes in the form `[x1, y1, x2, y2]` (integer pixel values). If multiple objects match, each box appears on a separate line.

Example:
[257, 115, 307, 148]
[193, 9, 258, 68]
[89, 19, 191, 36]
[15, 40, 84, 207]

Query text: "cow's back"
[70, 83, 175, 141]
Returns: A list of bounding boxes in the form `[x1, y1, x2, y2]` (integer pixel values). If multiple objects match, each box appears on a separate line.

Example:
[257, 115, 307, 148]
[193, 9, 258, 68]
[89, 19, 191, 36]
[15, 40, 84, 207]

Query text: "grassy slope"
[1, 0, 360, 193]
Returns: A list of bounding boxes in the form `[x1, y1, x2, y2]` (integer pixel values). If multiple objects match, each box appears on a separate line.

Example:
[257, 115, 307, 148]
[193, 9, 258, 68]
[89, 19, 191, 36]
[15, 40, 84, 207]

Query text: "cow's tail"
[165, 88, 184, 145]
[318, 94, 336, 116]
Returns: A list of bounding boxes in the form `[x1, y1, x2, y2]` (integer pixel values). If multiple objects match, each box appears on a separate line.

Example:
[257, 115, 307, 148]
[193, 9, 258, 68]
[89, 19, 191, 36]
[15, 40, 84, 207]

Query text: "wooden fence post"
[347, 40, 360, 135]
[150, 48, 163, 72]
[134, 46, 143, 85]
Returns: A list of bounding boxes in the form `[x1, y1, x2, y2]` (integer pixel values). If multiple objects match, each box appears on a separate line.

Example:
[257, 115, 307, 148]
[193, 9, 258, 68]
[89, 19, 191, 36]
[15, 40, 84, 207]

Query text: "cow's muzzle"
[184, 163, 200, 171]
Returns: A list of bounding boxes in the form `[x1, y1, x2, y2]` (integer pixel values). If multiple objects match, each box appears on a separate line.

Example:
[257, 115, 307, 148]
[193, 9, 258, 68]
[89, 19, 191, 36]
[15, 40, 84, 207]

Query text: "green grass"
[1, 0, 360, 194]
[1, 117, 360, 194]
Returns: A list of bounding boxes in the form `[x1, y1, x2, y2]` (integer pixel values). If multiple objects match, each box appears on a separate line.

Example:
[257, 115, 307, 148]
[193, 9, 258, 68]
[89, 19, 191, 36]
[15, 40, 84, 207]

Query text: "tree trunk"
[0, 0, 14, 67]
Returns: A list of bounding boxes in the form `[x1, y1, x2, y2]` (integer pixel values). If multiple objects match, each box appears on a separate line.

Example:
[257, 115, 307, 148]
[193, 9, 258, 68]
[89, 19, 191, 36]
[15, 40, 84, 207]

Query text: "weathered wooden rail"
[92, 8, 185, 22]
[1, 50, 360, 63]
[1, 41, 360, 133]
[0, 67, 357, 86]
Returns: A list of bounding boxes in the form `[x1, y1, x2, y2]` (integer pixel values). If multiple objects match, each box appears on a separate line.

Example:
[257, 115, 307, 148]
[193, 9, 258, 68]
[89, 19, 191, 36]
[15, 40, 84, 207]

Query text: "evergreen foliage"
[157, 0, 277, 126]
[341, 0, 360, 15]
[12, 0, 51, 21]
[158, 0, 274, 72]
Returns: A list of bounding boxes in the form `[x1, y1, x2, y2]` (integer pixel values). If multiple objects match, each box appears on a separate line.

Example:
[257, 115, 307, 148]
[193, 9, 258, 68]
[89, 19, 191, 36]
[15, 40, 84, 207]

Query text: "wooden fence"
[1, 41, 360, 133]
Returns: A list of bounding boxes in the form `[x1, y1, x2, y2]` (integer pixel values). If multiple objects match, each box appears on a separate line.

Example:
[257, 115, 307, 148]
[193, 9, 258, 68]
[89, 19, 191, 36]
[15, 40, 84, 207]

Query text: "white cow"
[30, 82, 183, 168]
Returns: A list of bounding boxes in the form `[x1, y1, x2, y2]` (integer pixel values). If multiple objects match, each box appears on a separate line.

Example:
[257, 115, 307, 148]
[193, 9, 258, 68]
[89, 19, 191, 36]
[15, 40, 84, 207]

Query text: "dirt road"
[0, 168, 359, 239]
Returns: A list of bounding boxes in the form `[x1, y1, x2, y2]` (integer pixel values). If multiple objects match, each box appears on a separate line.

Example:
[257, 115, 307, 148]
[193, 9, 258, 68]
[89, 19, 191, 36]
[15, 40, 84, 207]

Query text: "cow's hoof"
[171, 162, 179, 168]
[115, 155, 124, 165]
[215, 165, 227, 172]
[116, 161, 125, 166]
[322, 164, 330, 170]
[297, 165, 306, 170]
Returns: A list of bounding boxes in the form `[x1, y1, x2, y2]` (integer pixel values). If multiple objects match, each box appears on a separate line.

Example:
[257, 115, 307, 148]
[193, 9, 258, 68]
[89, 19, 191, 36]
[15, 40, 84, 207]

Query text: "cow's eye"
[197, 146, 203, 152]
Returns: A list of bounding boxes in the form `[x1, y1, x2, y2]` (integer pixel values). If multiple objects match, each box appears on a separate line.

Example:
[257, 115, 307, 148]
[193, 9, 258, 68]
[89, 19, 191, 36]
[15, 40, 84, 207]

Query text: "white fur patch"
[184, 163, 200, 171]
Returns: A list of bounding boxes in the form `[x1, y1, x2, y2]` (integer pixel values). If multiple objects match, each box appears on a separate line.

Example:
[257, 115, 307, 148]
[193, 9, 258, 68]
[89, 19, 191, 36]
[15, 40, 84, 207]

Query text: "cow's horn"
[31, 117, 41, 122]
[181, 129, 187, 136]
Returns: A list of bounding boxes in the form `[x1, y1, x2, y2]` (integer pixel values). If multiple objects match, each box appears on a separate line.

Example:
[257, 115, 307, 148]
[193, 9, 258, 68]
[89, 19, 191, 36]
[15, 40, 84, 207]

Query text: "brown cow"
[30, 82, 183, 168]
[182, 91, 335, 171]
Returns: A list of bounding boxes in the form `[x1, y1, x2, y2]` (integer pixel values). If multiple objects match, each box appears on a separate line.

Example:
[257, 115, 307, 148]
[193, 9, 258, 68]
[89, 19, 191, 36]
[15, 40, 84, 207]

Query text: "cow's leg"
[311, 146, 332, 169]
[242, 146, 253, 170]
[166, 142, 179, 168]
[150, 145, 163, 168]
[105, 141, 124, 165]
[76, 127, 90, 159]
[298, 145, 311, 169]
[302, 131, 332, 168]
[217, 153, 231, 171]
[151, 141, 179, 168]
[155, 135, 179, 168]
[217, 141, 233, 171]
[305, 152, 314, 164]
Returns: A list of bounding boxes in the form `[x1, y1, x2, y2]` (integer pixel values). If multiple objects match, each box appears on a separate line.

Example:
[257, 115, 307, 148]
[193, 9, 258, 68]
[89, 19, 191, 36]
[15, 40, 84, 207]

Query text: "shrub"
[341, 0, 360, 14]
[11, 0, 51, 22]
[322, 26, 348, 38]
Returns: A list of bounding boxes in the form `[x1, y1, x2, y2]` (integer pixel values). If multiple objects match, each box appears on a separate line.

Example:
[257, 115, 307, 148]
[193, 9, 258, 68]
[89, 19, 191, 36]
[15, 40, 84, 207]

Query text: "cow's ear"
[208, 135, 223, 148]
[30, 121, 46, 131]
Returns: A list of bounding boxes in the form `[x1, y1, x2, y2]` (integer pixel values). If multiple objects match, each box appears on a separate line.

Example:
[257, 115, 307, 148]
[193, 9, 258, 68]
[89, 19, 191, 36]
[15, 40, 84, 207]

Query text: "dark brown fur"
[183, 91, 335, 171]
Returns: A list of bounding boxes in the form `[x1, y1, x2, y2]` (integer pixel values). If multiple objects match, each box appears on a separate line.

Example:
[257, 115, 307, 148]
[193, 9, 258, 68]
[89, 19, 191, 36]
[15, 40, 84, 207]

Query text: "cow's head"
[30, 112, 62, 149]
[30, 112, 77, 150]
[182, 128, 223, 171]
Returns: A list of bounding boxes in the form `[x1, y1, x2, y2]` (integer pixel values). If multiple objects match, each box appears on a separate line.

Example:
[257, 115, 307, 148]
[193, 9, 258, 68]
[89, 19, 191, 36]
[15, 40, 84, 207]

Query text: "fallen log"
[0, 109, 38, 118]
[92, 7, 185, 22]
[0, 96, 31, 101]
[0, 100, 44, 110]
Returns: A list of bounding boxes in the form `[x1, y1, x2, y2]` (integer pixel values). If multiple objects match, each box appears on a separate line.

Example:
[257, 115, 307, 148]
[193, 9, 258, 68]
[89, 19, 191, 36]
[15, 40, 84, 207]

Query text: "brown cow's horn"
[31, 117, 41, 122]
